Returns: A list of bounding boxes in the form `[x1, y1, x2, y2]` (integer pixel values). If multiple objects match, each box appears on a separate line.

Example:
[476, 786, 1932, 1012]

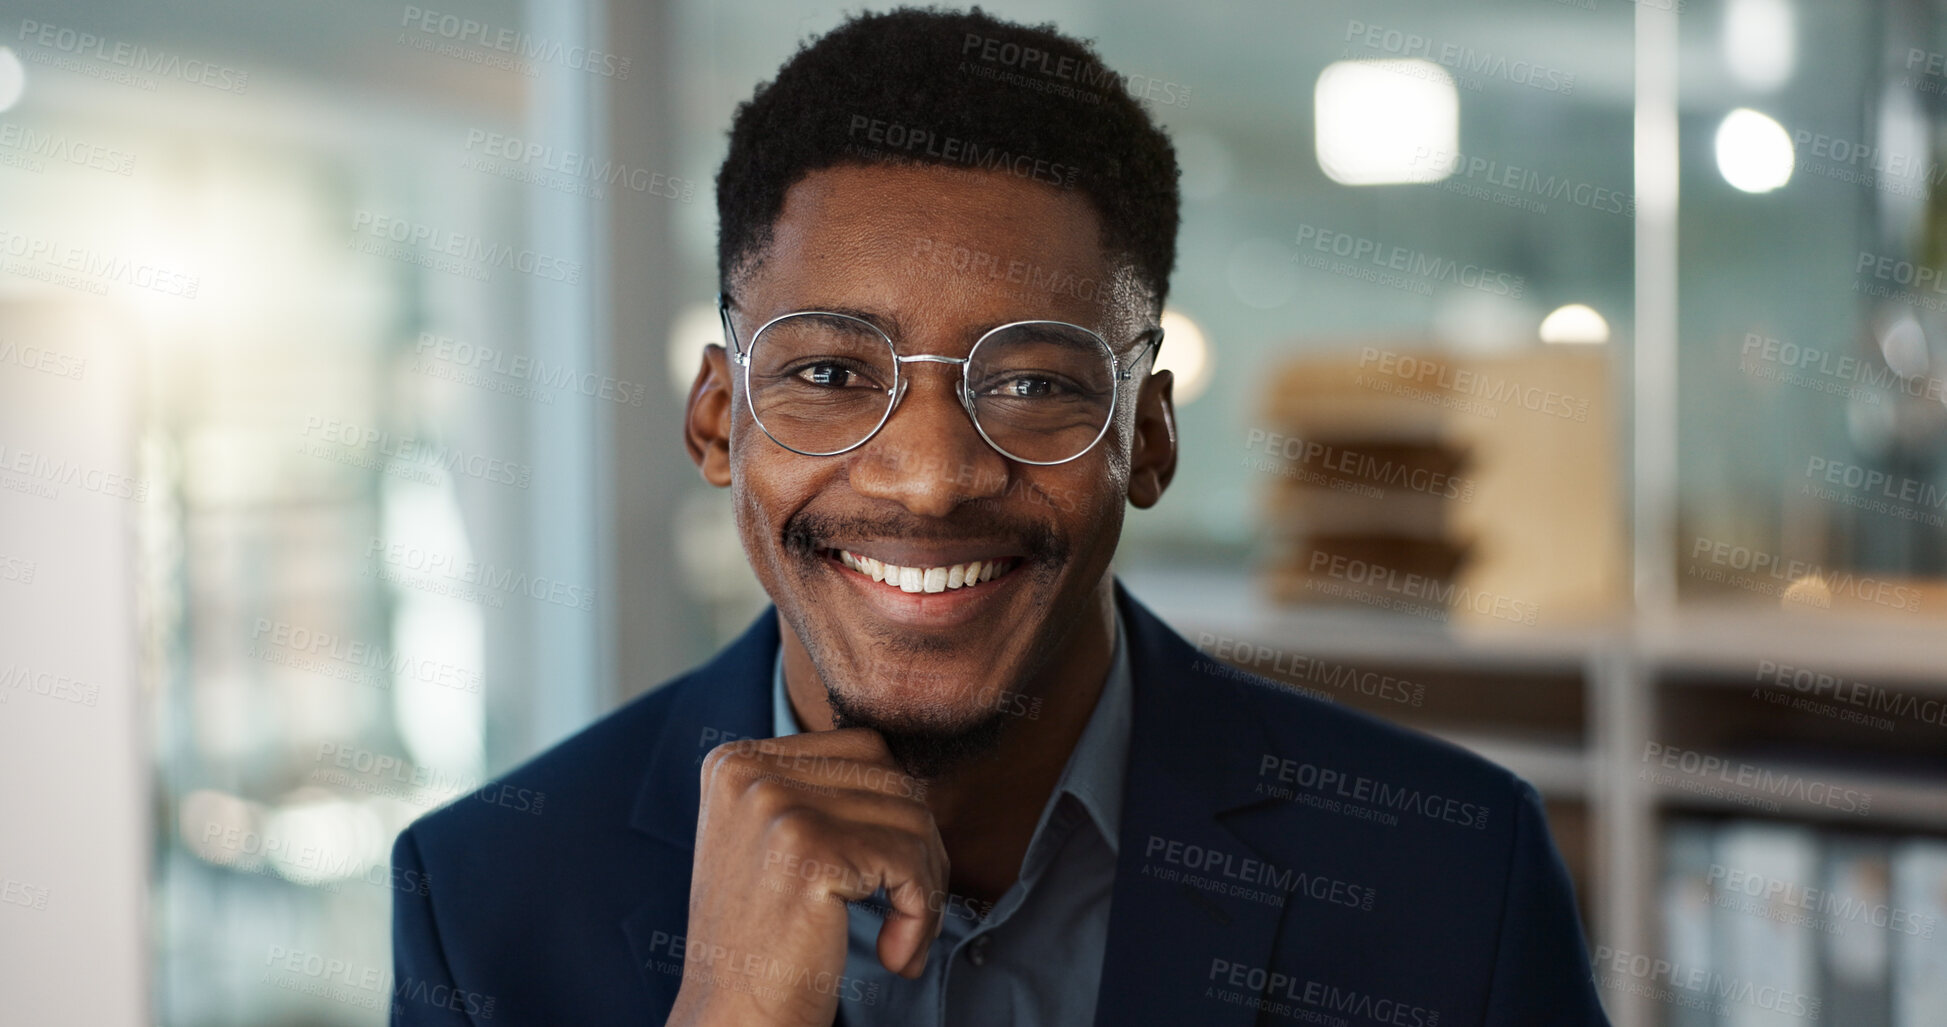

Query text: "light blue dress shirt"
[769, 609, 1133, 1027]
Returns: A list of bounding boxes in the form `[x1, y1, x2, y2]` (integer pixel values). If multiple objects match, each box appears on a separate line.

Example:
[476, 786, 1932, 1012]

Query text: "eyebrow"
[787, 303, 1130, 350]
[790, 303, 907, 339]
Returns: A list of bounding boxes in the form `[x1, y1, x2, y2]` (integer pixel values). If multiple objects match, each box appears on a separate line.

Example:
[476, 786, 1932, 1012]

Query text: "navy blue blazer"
[391, 581, 1610, 1025]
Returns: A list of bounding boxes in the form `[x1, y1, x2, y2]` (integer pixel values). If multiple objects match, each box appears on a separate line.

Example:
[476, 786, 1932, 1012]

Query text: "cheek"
[728, 449, 792, 575]
[727, 473, 770, 585]
[1094, 407, 1137, 487]
[730, 443, 840, 568]
[1079, 485, 1127, 545]
[1029, 467, 1122, 537]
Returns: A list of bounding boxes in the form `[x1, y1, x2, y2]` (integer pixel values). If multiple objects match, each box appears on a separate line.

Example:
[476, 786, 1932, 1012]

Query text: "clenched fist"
[664, 728, 947, 1027]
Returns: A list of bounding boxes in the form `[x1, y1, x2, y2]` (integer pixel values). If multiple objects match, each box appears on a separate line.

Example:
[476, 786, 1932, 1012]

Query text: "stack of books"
[1255, 345, 1620, 627]
[1255, 431, 1474, 616]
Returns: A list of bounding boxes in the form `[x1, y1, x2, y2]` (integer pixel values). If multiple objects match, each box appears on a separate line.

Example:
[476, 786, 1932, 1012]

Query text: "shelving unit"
[1119, 564, 1947, 1027]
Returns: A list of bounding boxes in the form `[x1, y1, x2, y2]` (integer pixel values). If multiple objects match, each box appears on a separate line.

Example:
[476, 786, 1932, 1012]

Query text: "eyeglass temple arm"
[717, 291, 746, 363]
[1122, 326, 1165, 379]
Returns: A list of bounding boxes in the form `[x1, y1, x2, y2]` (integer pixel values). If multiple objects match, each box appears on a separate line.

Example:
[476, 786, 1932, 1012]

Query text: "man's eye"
[988, 376, 1057, 398]
[798, 363, 859, 388]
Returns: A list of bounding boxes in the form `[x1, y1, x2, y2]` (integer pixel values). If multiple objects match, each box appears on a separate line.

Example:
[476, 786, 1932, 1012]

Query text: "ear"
[1127, 368, 1176, 509]
[684, 343, 734, 487]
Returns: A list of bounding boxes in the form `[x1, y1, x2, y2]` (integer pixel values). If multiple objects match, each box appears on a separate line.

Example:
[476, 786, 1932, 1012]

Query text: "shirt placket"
[938, 797, 1087, 1027]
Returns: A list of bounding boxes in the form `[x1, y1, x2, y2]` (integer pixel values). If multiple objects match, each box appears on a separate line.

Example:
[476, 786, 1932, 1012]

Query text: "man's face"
[690, 163, 1173, 762]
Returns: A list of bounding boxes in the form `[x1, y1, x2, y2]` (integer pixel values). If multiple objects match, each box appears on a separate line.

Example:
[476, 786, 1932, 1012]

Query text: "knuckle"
[744, 773, 797, 813]
[906, 837, 939, 879]
[700, 741, 749, 778]
[763, 805, 826, 853]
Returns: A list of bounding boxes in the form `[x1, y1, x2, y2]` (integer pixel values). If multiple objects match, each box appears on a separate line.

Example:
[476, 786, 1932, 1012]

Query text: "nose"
[847, 362, 1009, 517]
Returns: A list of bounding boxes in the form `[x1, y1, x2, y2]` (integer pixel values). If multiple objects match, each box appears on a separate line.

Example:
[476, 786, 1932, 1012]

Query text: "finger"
[715, 724, 895, 762]
[861, 828, 949, 978]
[879, 877, 938, 978]
[751, 780, 937, 846]
[765, 817, 948, 975]
[752, 728, 914, 789]
[706, 735, 928, 804]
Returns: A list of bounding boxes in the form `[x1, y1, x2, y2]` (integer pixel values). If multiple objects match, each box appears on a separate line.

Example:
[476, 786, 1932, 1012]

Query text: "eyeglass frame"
[715, 292, 1164, 466]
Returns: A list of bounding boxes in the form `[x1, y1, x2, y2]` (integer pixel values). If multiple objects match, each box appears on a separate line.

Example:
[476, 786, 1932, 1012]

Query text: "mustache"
[781, 509, 1068, 566]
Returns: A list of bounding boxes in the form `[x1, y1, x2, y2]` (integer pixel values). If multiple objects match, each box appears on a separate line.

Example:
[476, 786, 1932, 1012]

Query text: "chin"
[825, 685, 1013, 780]
[825, 701, 1004, 783]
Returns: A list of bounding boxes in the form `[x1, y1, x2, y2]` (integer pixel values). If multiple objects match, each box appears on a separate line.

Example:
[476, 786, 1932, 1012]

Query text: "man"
[391, 8, 1610, 1026]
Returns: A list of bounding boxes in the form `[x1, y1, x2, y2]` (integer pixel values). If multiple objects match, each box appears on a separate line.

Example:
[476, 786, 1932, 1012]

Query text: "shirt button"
[966, 935, 991, 966]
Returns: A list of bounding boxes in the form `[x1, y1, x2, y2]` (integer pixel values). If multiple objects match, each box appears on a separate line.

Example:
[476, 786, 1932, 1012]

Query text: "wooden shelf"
[1123, 566, 1947, 686]
[1119, 565, 1614, 673]
[1437, 731, 1593, 801]
[1636, 601, 1947, 686]
[1648, 762, 1947, 831]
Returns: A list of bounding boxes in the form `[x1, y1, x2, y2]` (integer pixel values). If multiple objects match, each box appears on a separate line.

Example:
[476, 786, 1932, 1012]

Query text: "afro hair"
[715, 5, 1181, 314]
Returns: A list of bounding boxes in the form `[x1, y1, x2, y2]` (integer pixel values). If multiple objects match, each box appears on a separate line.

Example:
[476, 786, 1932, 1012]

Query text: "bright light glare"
[668, 301, 725, 399]
[1724, 0, 1795, 91]
[264, 794, 387, 885]
[1539, 304, 1610, 345]
[1782, 575, 1832, 611]
[381, 475, 485, 783]
[0, 48, 22, 113]
[179, 789, 264, 869]
[1877, 314, 1928, 378]
[1315, 60, 1458, 186]
[1715, 109, 1794, 193]
[1155, 309, 1211, 404]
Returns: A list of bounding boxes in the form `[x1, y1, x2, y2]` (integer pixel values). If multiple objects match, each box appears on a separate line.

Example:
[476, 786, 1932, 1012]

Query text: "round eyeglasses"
[717, 294, 1163, 466]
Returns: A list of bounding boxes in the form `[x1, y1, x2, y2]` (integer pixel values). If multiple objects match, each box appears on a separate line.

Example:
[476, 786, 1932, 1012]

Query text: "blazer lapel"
[1093, 583, 1298, 1027]
[621, 609, 781, 1012]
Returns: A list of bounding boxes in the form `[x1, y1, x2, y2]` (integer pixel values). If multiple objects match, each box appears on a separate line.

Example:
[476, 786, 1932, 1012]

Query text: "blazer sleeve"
[1480, 781, 1613, 1026]
[389, 827, 478, 1027]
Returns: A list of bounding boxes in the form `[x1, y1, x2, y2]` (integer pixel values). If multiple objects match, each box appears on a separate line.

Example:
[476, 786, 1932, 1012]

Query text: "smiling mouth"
[825, 548, 1022, 594]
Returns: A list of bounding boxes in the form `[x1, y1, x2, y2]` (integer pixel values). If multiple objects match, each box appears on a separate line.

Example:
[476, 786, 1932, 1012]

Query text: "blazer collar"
[1090, 580, 1295, 1027]
[621, 611, 781, 1015]
[628, 608, 779, 850]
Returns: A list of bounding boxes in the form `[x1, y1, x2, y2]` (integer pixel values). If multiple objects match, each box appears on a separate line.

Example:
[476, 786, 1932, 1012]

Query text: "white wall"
[0, 296, 149, 1026]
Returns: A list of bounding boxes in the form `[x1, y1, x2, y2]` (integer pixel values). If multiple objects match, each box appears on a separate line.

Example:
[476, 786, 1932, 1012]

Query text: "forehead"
[746, 163, 1141, 336]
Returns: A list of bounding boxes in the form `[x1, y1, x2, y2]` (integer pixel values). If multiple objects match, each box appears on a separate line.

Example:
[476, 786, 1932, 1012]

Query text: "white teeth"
[839, 551, 1013, 591]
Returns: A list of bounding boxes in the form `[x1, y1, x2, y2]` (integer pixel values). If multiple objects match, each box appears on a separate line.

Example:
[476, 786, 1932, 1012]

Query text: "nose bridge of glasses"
[888, 352, 975, 416]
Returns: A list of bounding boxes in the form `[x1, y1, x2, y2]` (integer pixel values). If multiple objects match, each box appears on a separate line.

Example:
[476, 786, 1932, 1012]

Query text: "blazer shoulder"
[1225, 659, 1521, 794]
[1171, 651, 1537, 873]
[1138, 609, 1530, 820]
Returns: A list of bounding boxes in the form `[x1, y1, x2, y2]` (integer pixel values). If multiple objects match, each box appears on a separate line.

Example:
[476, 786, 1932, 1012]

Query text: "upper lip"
[823, 542, 1024, 568]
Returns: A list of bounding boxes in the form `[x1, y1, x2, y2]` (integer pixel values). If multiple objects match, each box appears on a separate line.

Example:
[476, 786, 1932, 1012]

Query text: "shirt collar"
[769, 608, 1132, 856]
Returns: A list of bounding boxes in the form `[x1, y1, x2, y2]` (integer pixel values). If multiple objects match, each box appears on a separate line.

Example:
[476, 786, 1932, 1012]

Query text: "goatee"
[824, 687, 1011, 780]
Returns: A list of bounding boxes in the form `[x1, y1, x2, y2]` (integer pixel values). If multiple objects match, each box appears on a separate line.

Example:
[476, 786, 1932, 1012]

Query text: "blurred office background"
[0, 0, 1943, 1024]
